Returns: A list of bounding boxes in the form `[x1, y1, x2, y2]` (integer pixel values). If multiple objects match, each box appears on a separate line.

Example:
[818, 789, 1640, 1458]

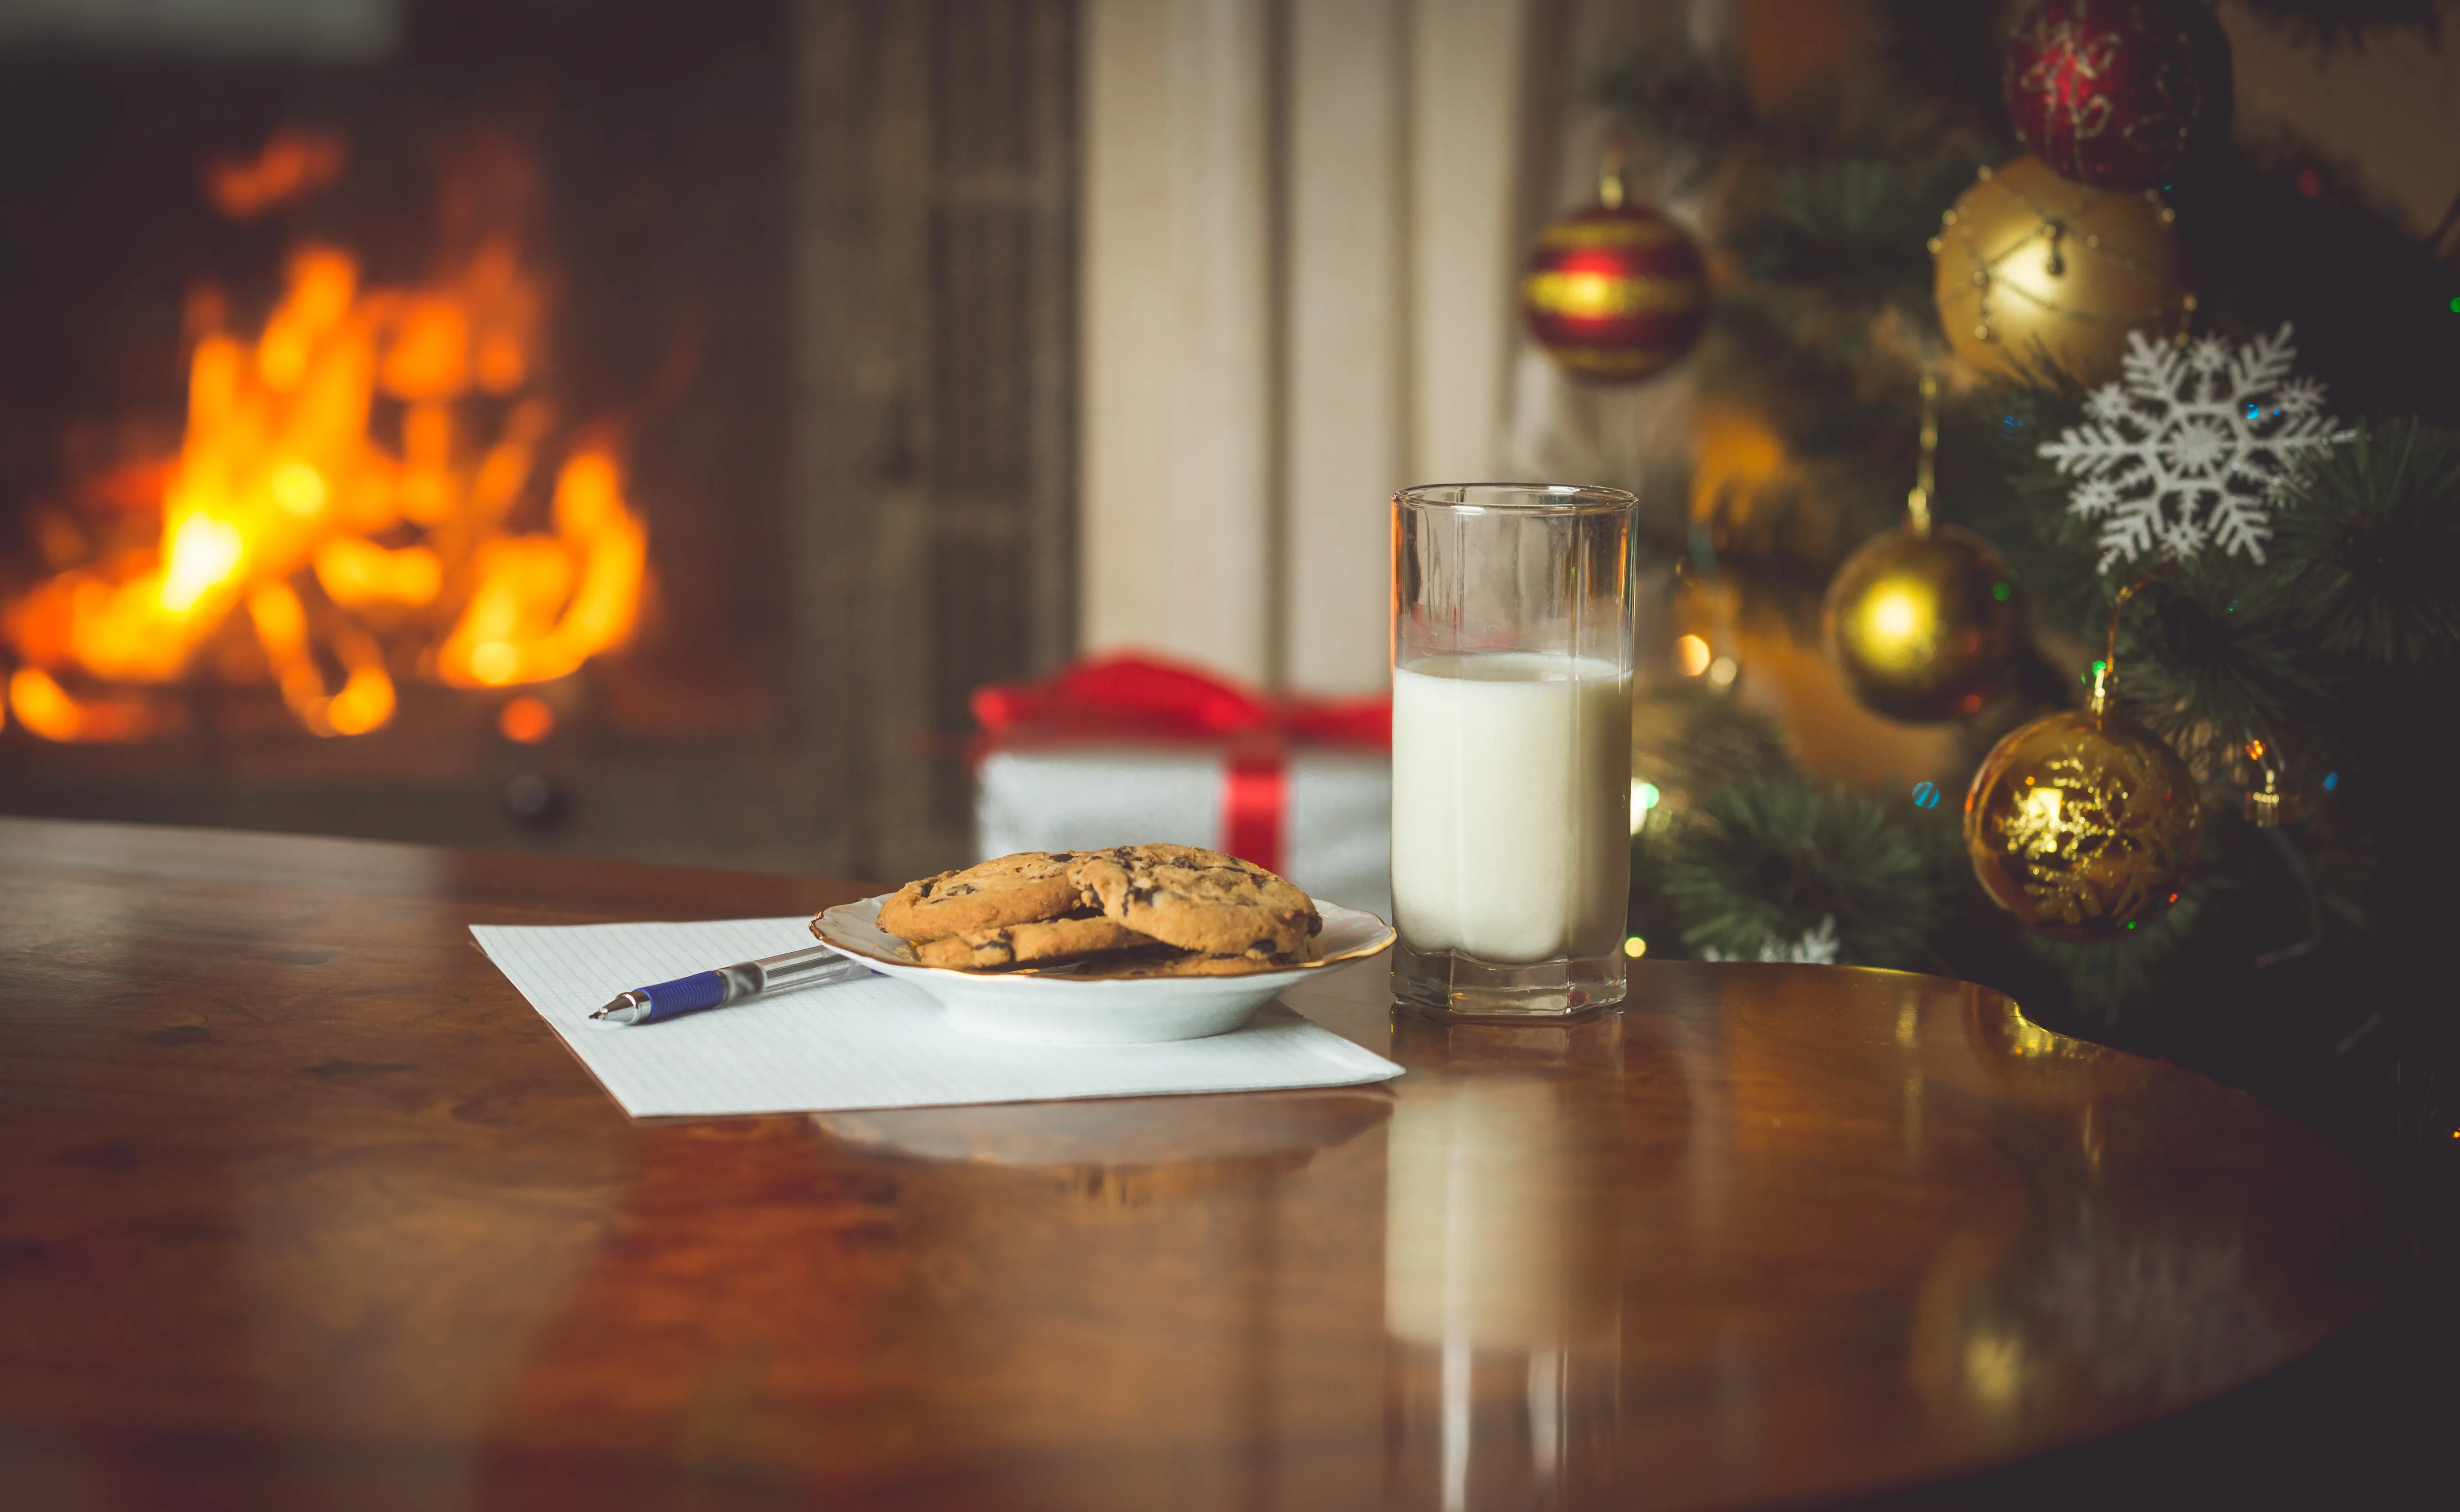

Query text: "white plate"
[809, 895, 1393, 1044]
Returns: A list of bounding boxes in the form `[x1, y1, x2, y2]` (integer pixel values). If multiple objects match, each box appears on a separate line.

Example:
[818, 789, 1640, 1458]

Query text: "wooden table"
[0, 817, 2380, 1510]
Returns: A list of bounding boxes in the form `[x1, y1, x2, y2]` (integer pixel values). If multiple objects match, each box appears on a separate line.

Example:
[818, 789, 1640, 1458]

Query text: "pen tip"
[589, 1001, 619, 1020]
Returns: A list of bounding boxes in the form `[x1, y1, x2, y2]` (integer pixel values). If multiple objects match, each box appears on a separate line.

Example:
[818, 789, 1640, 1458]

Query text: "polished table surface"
[0, 817, 2380, 1509]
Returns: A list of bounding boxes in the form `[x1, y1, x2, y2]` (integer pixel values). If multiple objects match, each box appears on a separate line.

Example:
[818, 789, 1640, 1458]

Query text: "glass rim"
[1394, 481, 1637, 516]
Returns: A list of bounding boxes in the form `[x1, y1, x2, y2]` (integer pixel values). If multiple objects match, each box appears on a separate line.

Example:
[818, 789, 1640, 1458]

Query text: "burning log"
[0, 142, 650, 742]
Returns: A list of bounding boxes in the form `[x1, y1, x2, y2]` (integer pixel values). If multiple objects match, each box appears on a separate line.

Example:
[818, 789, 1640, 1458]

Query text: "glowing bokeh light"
[1629, 779, 1661, 833]
[498, 695, 557, 744]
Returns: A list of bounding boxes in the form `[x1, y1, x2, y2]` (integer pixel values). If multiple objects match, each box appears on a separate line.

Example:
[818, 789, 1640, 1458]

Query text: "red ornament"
[1520, 190, 1706, 385]
[2003, 0, 2230, 192]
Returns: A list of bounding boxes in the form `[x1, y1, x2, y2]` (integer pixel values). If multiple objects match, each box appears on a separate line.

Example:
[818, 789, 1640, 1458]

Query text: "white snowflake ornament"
[2037, 324, 2351, 571]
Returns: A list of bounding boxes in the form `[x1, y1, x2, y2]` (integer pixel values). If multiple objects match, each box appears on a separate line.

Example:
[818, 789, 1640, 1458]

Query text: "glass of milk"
[1390, 484, 1635, 1017]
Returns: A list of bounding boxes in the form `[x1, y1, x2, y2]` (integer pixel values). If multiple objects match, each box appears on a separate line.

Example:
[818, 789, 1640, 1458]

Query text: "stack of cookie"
[871, 844, 1322, 976]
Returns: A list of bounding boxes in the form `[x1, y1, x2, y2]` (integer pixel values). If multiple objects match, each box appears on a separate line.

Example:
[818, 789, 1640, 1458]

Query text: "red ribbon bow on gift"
[971, 654, 1390, 875]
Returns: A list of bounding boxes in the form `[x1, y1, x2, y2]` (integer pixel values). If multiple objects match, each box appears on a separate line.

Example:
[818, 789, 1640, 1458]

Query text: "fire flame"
[2, 218, 647, 741]
[202, 128, 348, 221]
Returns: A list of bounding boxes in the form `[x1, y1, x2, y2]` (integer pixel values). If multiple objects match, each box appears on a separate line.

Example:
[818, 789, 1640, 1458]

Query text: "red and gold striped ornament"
[1521, 171, 1706, 385]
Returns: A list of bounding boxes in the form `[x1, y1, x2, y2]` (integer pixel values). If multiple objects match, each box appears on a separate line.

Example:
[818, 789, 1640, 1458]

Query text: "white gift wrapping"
[975, 742, 1393, 921]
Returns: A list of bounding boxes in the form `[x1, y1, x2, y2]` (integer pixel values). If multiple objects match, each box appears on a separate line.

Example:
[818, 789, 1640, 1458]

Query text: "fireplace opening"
[0, 0, 1080, 879]
[6, 126, 651, 744]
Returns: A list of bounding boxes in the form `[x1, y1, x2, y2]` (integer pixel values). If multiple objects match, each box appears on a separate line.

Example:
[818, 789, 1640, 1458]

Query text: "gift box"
[971, 655, 1394, 921]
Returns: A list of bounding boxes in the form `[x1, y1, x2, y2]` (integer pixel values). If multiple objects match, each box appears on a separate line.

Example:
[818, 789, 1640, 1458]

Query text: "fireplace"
[0, 0, 1080, 880]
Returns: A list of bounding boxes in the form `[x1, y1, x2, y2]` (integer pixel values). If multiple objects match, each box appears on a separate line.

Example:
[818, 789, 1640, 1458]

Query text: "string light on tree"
[1931, 156, 2191, 386]
[2239, 738, 2302, 829]
[1521, 153, 1707, 384]
[1964, 584, 2201, 940]
[1824, 373, 2022, 722]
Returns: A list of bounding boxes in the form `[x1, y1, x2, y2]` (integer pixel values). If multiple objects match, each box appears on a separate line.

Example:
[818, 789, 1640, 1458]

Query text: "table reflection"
[1907, 997, 2296, 1439]
[476, 1089, 1394, 1508]
[813, 1086, 1393, 1201]
[1382, 1013, 1629, 1510]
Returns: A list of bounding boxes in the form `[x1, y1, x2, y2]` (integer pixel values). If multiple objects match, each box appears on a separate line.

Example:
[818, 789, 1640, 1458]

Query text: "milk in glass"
[1389, 652, 1633, 963]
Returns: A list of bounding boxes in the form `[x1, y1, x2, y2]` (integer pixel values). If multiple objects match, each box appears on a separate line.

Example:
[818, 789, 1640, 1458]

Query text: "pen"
[590, 944, 872, 1025]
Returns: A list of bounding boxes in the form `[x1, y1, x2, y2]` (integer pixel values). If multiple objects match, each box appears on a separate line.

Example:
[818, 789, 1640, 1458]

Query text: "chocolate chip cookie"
[913, 916, 1155, 971]
[1085, 942, 1321, 977]
[1070, 844, 1320, 962]
[876, 851, 1093, 940]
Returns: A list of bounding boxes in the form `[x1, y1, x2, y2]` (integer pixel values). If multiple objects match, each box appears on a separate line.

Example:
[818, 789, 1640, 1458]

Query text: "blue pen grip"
[640, 970, 729, 1022]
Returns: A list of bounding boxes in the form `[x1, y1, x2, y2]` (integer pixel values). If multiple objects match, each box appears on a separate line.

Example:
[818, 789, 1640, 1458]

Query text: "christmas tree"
[1582, 0, 2458, 1214]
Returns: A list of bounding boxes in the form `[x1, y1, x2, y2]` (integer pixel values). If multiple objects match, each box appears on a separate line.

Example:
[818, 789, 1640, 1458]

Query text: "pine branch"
[1589, 41, 1753, 181]
[2016, 885, 2209, 1024]
[2170, 144, 2460, 425]
[1722, 152, 1983, 349]
[1937, 379, 2115, 642]
[1650, 767, 1950, 968]
[2113, 568, 2329, 776]
[2267, 419, 2460, 666]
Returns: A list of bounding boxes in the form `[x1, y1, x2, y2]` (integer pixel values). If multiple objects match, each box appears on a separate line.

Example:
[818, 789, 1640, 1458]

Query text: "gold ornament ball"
[1963, 709, 2202, 941]
[1822, 524, 2021, 723]
[1931, 155, 2190, 386]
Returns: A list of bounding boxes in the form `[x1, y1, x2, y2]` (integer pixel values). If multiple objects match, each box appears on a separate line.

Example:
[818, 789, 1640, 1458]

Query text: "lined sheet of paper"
[471, 916, 1402, 1119]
